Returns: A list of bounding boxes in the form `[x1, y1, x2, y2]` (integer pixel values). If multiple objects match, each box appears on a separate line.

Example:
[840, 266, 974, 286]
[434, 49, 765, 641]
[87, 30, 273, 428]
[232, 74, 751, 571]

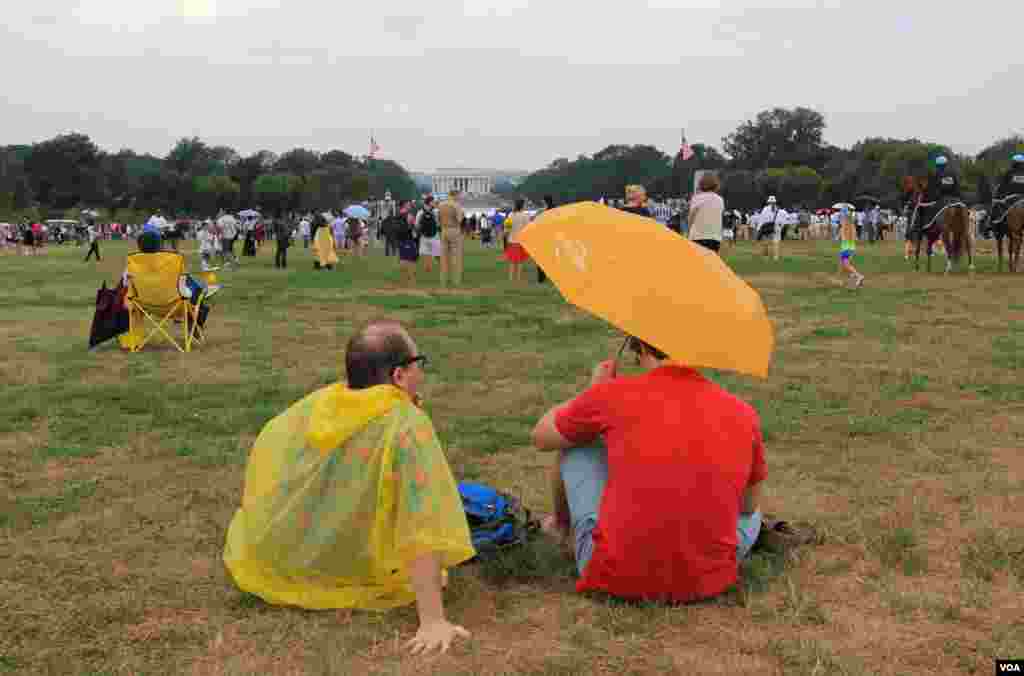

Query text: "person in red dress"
[503, 199, 531, 283]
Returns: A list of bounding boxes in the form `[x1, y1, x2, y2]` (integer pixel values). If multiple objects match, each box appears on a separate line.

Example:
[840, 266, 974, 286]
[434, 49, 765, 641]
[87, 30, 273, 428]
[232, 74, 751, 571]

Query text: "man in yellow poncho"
[224, 320, 476, 655]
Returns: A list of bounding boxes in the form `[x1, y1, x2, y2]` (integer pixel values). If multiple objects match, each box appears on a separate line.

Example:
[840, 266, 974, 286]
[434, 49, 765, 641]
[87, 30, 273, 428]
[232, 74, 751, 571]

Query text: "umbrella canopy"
[832, 202, 856, 211]
[517, 202, 774, 378]
[344, 205, 371, 219]
[238, 209, 261, 219]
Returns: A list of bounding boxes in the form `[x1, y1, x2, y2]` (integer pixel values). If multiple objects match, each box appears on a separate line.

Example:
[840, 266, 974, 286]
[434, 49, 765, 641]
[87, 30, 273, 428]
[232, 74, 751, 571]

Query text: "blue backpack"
[458, 482, 539, 559]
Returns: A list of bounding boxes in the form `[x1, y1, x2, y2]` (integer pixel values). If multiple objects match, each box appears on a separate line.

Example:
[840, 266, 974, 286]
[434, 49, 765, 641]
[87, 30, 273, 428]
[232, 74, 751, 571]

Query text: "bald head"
[345, 320, 414, 389]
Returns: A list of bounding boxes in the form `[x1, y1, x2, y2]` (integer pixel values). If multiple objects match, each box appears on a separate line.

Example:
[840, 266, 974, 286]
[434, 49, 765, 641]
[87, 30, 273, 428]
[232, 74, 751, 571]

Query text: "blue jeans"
[560, 444, 762, 575]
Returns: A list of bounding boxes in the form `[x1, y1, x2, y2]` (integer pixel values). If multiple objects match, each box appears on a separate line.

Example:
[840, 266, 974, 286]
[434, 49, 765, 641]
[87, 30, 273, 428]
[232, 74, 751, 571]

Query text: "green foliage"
[722, 107, 828, 171]
[3, 135, 419, 216]
[518, 144, 673, 202]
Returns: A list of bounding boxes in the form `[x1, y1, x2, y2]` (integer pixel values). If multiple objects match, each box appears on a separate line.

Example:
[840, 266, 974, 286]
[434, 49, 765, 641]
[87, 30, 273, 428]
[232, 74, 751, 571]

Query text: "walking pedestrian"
[274, 218, 291, 269]
[83, 220, 102, 262]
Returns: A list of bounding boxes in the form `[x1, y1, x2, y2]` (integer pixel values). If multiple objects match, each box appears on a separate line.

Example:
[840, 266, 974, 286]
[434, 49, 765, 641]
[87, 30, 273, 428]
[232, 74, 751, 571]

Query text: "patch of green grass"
[474, 536, 577, 588]
[880, 373, 930, 399]
[960, 528, 1024, 582]
[960, 382, 1024, 402]
[870, 527, 928, 576]
[0, 655, 20, 672]
[848, 407, 929, 437]
[992, 332, 1024, 370]
[0, 405, 43, 432]
[440, 414, 536, 455]
[37, 444, 99, 460]
[741, 549, 789, 595]
[803, 326, 851, 341]
[17, 479, 99, 526]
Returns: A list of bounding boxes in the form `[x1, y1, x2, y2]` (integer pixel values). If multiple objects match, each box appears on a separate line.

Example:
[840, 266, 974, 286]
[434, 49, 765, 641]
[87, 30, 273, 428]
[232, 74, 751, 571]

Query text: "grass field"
[2, 235, 1023, 675]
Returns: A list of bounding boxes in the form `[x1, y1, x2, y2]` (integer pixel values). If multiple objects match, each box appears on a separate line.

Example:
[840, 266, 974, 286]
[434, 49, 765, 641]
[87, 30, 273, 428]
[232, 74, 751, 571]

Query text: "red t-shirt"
[555, 365, 766, 602]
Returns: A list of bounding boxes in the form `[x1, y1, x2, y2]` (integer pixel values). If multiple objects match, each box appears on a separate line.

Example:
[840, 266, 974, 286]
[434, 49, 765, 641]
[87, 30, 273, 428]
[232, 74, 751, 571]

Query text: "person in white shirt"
[216, 213, 239, 267]
[299, 217, 312, 249]
[757, 197, 783, 260]
[198, 221, 217, 270]
[83, 221, 101, 262]
[688, 173, 725, 253]
[332, 215, 347, 252]
[416, 195, 441, 273]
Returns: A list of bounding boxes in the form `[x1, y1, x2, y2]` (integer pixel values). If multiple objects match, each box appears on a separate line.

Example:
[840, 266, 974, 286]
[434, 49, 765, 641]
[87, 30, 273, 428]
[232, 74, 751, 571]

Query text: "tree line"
[517, 107, 1024, 211]
[0, 134, 420, 223]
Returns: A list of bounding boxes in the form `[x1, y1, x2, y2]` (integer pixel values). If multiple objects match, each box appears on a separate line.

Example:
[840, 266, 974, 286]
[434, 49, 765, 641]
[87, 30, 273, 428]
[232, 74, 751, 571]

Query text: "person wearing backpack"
[531, 336, 767, 604]
[395, 200, 419, 285]
[416, 195, 441, 274]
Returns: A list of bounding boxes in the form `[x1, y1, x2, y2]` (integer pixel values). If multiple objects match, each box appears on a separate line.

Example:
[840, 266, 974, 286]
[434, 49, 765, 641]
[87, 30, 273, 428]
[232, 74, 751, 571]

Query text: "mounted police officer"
[989, 153, 1024, 236]
[917, 156, 960, 235]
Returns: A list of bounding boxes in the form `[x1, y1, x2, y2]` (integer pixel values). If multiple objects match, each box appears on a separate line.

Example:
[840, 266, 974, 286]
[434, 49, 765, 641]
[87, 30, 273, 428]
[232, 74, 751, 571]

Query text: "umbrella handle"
[615, 335, 631, 361]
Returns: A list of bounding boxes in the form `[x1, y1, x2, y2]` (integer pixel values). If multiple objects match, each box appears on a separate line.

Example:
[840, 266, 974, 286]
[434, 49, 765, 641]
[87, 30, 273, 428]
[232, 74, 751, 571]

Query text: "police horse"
[908, 176, 974, 273]
[988, 196, 1024, 272]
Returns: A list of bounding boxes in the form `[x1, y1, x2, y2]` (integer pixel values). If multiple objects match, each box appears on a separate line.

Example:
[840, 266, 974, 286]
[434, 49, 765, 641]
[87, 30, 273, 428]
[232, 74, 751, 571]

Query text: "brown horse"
[939, 203, 973, 273]
[907, 176, 973, 273]
[993, 200, 1024, 272]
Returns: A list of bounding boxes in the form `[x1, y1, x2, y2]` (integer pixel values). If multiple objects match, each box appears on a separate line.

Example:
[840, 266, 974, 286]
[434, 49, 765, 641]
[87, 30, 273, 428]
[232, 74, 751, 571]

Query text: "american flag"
[678, 129, 694, 161]
[369, 135, 380, 159]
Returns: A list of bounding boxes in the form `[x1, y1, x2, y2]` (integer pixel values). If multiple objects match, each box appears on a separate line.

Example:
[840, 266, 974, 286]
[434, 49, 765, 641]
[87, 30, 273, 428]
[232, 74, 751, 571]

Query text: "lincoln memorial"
[431, 169, 495, 195]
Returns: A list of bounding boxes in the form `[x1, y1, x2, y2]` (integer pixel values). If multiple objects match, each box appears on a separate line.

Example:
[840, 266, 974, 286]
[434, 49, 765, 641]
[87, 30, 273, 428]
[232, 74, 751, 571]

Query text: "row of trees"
[0, 135, 420, 223]
[518, 107, 1024, 211]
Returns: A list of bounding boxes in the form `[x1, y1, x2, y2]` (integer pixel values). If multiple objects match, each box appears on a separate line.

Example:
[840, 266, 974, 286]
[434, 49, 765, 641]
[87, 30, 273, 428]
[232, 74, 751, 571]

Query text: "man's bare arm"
[741, 481, 762, 515]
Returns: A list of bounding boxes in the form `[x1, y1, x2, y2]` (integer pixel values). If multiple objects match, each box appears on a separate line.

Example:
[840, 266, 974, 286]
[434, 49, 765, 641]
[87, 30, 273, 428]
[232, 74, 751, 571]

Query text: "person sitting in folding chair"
[117, 231, 220, 353]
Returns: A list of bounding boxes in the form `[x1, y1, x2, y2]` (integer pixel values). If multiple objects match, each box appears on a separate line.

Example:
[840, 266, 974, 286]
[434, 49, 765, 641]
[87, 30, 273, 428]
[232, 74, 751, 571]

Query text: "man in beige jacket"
[437, 190, 466, 287]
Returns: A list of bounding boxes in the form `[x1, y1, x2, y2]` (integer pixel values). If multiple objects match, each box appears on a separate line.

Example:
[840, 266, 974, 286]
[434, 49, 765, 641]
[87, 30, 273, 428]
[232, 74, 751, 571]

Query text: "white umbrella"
[832, 203, 856, 211]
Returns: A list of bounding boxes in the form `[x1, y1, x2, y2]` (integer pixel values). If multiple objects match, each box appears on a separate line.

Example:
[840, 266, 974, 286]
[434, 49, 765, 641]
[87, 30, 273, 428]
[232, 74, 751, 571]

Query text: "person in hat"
[757, 196, 783, 260]
[987, 153, 1024, 237]
[917, 156, 960, 238]
[996, 154, 1024, 199]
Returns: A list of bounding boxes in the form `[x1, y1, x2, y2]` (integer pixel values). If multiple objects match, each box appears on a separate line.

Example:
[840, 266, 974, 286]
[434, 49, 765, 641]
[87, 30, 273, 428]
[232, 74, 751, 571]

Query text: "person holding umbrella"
[519, 202, 773, 604]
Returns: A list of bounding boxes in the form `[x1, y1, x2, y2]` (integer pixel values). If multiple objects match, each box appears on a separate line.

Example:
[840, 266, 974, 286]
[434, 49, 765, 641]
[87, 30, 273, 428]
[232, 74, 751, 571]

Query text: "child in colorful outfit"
[838, 207, 864, 288]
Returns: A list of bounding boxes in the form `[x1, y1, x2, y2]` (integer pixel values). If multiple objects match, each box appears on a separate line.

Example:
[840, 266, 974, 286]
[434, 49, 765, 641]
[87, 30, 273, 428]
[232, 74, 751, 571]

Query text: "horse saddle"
[991, 195, 1024, 224]
[918, 200, 965, 231]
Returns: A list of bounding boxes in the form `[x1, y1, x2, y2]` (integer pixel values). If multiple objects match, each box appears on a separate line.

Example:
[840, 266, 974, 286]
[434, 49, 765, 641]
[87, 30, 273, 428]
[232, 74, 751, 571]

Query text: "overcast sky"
[3, 1, 1020, 172]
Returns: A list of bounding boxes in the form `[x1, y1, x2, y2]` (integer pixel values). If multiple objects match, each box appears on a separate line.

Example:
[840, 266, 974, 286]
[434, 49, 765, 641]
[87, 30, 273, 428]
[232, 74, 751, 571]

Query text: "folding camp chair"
[120, 252, 213, 353]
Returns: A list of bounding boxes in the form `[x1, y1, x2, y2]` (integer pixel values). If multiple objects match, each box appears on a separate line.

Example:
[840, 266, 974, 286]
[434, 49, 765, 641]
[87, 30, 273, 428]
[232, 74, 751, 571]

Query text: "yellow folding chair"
[119, 252, 210, 353]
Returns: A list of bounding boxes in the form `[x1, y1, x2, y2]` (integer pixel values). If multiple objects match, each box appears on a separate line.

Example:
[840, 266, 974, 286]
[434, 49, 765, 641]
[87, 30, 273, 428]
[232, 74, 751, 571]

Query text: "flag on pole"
[369, 135, 380, 159]
[678, 130, 694, 161]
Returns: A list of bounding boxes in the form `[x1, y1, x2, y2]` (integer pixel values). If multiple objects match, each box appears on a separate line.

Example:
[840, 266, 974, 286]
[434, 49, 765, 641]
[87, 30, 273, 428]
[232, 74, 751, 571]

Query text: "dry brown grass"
[2, 239, 1023, 675]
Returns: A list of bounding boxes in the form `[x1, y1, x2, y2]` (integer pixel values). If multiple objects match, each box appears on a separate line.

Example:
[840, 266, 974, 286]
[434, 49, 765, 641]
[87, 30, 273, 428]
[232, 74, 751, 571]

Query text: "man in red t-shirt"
[531, 336, 767, 603]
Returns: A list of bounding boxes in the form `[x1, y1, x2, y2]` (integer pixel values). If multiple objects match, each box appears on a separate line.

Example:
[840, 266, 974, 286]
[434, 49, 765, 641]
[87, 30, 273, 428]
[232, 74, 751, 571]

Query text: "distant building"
[431, 169, 495, 195]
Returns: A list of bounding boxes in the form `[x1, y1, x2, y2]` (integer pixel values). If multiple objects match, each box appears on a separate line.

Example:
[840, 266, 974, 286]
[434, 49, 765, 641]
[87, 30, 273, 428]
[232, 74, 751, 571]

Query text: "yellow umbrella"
[516, 201, 774, 377]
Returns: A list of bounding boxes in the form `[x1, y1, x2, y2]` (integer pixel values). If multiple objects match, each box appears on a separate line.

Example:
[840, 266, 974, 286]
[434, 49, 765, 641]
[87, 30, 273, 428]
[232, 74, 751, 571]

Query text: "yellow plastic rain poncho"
[223, 384, 475, 610]
[313, 225, 339, 268]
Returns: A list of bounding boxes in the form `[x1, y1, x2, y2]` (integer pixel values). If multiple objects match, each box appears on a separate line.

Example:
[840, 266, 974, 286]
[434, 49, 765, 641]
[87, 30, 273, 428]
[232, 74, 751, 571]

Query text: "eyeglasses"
[393, 354, 428, 370]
